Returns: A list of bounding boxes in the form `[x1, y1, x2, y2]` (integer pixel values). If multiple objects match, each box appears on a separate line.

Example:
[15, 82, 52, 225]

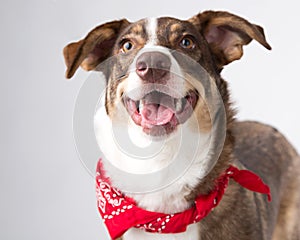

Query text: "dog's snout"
[136, 52, 171, 83]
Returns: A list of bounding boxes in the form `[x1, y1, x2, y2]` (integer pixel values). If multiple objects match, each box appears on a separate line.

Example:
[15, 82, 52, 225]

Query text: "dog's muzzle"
[122, 51, 198, 136]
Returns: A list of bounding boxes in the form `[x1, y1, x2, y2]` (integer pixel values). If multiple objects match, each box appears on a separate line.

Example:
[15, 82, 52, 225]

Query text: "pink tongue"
[141, 104, 174, 126]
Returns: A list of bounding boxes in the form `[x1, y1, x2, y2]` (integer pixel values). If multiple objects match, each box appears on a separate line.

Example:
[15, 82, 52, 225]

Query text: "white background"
[1, 0, 299, 239]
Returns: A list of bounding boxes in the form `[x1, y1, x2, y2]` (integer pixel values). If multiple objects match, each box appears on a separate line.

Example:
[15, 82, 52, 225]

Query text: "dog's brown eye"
[180, 37, 195, 49]
[121, 40, 134, 53]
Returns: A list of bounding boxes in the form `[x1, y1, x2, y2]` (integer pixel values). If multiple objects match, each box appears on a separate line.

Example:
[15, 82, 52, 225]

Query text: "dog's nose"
[136, 52, 171, 83]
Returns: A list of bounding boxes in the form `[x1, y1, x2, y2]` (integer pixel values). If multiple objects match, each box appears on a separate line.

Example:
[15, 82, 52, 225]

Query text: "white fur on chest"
[94, 106, 210, 213]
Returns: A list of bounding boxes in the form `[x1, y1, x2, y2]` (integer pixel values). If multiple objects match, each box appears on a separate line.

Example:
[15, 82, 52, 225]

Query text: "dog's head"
[64, 11, 270, 139]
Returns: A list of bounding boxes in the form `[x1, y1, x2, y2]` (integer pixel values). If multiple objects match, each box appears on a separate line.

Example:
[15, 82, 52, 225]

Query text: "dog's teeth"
[139, 100, 144, 112]
[175, 98, 183, 112]
[135, 100, 140, 110]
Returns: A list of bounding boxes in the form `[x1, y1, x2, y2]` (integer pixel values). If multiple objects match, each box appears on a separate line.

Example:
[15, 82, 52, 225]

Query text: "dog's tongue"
[141, 104, 174, 126]
[140, 93, 175, 127]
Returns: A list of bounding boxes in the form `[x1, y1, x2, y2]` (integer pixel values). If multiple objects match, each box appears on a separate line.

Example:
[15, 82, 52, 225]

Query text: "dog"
[63, 10, 300, 240]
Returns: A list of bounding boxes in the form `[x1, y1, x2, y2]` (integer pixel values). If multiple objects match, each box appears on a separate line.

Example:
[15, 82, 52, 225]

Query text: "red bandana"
[95, 160, 271, 239]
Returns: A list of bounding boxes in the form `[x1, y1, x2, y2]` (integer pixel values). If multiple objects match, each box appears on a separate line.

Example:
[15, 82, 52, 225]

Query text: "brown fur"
[63, 10, 300, 240]
[191, 121, 300, 239]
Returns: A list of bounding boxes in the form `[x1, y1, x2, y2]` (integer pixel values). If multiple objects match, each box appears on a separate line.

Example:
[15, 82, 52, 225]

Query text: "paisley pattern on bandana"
[95, 160, 271, 239]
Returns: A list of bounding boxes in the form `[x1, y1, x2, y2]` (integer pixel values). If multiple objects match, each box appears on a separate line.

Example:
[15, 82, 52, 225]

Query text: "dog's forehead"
[156, 17, 199, 45]
[156, 17, 197, 34]
[119, 17, 198, 44]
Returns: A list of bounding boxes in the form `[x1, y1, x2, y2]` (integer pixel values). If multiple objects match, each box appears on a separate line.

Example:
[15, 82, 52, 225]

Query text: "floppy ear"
[63, 19, 130, 79]
[189, 11, 271, 69]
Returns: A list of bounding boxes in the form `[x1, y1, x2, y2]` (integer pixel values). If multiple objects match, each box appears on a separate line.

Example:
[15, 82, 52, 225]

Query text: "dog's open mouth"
[123, 90, 198, 135]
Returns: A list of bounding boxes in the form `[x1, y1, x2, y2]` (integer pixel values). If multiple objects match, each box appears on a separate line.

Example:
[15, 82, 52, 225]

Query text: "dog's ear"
[63, 19, 130, 79]
[189, 11, 271, 69]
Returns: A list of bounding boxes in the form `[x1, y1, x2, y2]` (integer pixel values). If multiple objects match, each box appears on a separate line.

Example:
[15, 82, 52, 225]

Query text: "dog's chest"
[123, 223, 200, 240]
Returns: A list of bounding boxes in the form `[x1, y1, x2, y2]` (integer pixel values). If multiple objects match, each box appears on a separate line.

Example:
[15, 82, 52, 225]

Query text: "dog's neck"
[94, 104, 234, 213]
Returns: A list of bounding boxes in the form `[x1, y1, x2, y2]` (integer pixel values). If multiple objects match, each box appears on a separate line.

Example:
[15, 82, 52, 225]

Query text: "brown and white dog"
[63, 11, 300, 240]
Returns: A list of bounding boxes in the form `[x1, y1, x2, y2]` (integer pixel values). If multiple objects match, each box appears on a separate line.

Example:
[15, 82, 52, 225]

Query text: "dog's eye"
[121, 40, 134, 53]
[180, 37, 195, 49]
